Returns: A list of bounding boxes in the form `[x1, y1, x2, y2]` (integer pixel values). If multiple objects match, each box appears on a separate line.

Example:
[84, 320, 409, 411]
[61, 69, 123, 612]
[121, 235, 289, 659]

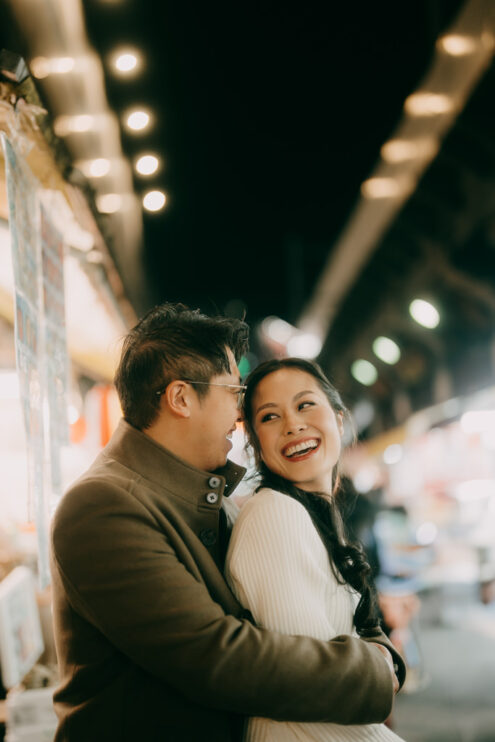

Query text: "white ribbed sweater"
[226, 488, 405, 742]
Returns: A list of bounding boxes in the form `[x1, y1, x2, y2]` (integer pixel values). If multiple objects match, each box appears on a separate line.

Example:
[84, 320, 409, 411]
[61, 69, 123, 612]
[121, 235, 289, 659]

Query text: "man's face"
[190, 348, 243, 471]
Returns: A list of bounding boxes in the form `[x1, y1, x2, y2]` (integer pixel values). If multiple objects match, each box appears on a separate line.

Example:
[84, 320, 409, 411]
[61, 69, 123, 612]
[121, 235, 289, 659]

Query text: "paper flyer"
[40, 204, 69, 500]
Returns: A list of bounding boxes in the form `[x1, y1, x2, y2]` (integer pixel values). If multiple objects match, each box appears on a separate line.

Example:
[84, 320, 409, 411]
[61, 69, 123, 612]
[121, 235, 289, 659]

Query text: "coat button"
[208, 476, 221, 488]
[206, 492, 219, 504]
[199, 528, 216, 546]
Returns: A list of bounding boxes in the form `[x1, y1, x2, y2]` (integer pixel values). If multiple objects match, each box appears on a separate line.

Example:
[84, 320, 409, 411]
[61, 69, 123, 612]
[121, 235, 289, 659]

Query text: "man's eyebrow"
[255, 390, 317, 414]
[229, 366, 242, 385]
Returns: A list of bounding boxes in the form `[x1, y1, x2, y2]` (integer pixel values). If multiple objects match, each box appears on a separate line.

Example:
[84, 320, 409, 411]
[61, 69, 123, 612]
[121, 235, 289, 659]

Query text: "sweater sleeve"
[227, 489, 346, 639]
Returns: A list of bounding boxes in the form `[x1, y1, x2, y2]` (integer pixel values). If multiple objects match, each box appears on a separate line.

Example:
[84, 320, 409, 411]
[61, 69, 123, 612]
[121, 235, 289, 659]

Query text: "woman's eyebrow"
[293, 390, 317, 400]
[255, 390, 317, 414]
[255, 402, 277, 414]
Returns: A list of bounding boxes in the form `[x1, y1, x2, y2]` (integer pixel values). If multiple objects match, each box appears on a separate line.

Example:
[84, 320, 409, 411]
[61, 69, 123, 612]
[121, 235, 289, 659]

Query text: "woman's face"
[250, 368, 343, 495]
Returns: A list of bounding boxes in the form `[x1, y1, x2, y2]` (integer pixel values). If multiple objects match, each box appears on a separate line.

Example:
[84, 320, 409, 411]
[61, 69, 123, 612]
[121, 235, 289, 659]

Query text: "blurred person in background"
[50, 304, 404, 742]
[346, 486, 423, 691]
[345, 482, 382, 581]
[227, 357, 406, 742]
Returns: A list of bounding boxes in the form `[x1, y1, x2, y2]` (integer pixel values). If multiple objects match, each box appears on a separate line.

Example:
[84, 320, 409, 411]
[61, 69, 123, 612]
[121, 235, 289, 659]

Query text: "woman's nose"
[284, 415, 306, 435]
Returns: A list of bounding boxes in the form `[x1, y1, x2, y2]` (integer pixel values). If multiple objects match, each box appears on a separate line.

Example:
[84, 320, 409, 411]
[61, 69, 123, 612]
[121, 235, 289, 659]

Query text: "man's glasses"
[156, 380, 247, 409]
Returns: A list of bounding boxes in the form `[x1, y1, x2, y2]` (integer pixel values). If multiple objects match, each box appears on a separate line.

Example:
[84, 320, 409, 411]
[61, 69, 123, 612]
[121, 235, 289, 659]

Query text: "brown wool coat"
[51, 419, 405, 742]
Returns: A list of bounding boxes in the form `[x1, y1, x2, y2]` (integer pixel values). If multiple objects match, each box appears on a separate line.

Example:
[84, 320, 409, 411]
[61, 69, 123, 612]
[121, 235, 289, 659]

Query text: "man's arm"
[52, 480, 401, 725]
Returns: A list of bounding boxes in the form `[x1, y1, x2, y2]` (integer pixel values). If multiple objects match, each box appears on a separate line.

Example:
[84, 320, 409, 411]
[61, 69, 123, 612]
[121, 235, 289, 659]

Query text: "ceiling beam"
[298, 0, 494, 341]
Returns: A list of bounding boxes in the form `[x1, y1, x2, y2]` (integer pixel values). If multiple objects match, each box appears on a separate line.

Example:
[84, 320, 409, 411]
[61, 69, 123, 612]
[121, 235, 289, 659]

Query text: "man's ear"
[162, 380, 193, 419]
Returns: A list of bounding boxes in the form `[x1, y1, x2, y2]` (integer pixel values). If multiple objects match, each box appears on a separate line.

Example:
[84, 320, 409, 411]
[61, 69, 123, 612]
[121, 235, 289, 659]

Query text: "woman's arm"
[228, 488, 405, 690]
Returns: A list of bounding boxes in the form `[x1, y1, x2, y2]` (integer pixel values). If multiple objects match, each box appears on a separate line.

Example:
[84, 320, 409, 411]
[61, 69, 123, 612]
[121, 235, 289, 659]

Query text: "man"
[51, 303, 404, 741]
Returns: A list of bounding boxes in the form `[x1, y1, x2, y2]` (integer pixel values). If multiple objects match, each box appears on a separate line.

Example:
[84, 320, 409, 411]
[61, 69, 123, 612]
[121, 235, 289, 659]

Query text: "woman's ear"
[163, 380, 192, 419]
[337, 411, 345, 436]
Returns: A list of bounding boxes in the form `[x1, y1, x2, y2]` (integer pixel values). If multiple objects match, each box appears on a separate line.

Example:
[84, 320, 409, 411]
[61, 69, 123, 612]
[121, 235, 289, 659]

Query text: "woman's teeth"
[284, 439, 319, 458]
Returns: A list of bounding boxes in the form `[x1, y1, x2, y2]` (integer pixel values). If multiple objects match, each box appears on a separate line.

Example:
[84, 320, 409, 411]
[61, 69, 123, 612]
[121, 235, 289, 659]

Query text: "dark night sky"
[84, 0, 465, 323]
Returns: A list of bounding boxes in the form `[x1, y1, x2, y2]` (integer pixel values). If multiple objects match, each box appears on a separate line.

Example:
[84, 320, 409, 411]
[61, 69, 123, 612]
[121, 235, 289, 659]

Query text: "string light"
[125, 110, 151, 132]
[143, 190, 166, 212]
[135, 155, 159, 176]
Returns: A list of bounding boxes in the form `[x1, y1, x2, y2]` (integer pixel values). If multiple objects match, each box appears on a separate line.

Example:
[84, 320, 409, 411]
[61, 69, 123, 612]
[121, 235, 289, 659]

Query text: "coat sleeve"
[51, 479, 400, 725]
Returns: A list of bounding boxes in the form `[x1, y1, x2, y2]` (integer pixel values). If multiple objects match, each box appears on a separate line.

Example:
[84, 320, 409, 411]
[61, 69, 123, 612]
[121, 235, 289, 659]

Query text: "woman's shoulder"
[233, 486, 315, 531]
[242, 486, 304, 511]
[228, 486, 328, 571]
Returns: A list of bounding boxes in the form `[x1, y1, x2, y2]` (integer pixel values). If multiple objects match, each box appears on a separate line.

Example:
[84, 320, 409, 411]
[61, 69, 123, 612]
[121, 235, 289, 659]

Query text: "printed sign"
[1, 134, 70, 587]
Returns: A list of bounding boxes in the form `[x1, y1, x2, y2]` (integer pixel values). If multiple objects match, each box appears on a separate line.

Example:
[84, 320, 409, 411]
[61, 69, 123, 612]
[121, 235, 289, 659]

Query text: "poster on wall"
[1, 133, 69, 587]
[40, 204, 69, 500]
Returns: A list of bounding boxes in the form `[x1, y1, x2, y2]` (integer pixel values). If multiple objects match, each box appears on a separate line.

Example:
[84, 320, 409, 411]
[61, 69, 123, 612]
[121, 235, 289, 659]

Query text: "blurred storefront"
[0, 52, 131, 740]
[343, 388, 495, 739]
[345, 388, 495, 598]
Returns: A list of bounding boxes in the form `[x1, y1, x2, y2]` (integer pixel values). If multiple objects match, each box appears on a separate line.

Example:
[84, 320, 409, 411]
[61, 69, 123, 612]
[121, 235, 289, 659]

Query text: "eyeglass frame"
[155, 380, 247, 408]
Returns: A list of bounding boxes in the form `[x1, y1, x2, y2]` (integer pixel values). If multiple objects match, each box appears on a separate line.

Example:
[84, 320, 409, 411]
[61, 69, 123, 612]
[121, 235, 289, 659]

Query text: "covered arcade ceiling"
[1, 0, 494, 435]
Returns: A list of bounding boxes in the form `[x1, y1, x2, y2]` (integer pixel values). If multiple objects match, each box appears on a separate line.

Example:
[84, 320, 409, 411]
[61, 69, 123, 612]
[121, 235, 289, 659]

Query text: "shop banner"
[1, 134, 69, 588]
[40, 204, 70, 498]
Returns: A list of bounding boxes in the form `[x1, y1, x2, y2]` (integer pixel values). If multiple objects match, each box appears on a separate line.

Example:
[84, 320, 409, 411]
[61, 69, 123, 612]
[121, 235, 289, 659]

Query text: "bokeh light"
[143, 190, 166, 212]
[125, 110, 151, 132]
[409, 299, 440, 328]
[135, 155, 159, 176]
[351, 359, 378, 386]
[373, 336, 401, 365]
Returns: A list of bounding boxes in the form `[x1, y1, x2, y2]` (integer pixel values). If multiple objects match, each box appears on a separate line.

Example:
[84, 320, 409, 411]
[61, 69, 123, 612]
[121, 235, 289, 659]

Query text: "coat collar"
[100, 419, 246, 507]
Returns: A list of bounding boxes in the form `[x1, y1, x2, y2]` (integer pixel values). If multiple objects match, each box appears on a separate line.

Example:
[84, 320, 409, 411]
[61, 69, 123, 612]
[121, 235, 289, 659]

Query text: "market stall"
[0, 50, 134, 740]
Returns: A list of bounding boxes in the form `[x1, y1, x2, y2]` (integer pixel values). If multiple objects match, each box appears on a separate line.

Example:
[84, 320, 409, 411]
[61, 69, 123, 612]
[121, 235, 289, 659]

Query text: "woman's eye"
[260, 412, 277, 423]
[299, 401, 315, 410]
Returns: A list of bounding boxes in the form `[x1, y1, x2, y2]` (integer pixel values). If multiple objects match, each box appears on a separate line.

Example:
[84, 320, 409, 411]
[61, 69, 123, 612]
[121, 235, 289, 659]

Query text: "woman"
[226, 358, 406, 742]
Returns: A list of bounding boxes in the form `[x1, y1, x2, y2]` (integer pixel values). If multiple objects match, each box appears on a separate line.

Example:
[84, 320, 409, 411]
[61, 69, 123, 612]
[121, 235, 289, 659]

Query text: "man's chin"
[216, 455, 229, 471]
[204, 454, 228, 473]
[204, 441, 232, 472]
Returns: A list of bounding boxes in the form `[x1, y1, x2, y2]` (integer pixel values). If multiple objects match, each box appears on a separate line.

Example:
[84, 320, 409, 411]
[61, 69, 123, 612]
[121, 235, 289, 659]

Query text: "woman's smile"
[281, 437, 321, 460]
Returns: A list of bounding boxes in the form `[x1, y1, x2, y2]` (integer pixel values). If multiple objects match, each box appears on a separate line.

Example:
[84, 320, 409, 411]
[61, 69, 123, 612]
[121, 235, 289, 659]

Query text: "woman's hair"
[242, 357, 381, 637]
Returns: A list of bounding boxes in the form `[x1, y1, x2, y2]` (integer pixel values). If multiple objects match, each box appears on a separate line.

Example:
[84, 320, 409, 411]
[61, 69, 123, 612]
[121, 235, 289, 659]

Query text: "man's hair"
[114, 303, 249, 430]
